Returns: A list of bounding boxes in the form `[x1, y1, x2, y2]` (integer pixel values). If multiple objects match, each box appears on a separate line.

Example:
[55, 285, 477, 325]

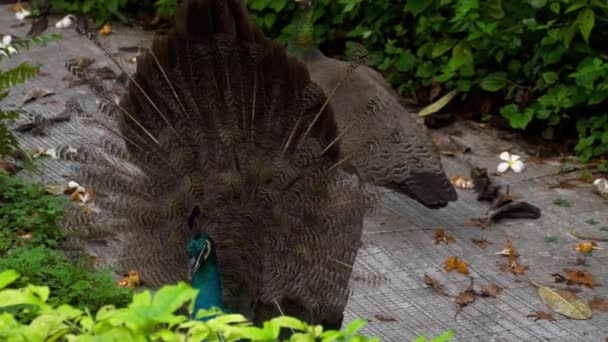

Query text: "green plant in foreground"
[0, 270, 455, 341]
[0, 171, 131, 312]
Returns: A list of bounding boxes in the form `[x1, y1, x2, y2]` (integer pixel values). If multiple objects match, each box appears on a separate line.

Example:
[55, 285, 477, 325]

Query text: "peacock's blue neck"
[191, 254, 226, 320]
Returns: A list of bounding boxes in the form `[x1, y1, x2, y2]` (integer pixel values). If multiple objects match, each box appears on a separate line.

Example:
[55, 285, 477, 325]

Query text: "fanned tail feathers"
[60, 0, 375, 326]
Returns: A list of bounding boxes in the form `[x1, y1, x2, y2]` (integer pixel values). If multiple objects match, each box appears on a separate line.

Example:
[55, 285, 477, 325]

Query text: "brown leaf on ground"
[117, 270, 140, 289]
[455, 278, 477, 308]
[546, 179, 579, 190]
[99, 22, 112, 35]
[499, 260, 528, 275]
[559, 269, 600, 288]
[444, 255, 469, 274]
[374, 314, 398, 322]
[423, 273, 449, 297]
[494, 237, 518, 262]
[0, 160, 22, 175]
[575, 241, 601, 256]
[465, 217, 492, 229]
[434, 229, 455, 245]
[589, 297, 608, 312]
[22, 87, 54, 105]
[479, 283, 503, 298]
[527, 311, 556, 321]
[472, 238, 493, 249]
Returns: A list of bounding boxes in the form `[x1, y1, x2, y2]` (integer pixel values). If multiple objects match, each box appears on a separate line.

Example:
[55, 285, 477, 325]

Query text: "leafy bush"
[38, 0, 608, 162]
[0, 33, 62, 157]
[0, 171, 132, 312]
[0, 270, 455, 341]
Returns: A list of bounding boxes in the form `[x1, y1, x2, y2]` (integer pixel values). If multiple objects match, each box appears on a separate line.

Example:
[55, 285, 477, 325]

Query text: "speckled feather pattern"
[59, 0, 374, 328]
[305, 56, 457, 208]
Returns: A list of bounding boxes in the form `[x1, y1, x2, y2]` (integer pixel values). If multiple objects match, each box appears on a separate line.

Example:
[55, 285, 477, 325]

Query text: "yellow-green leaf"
[577, 8, 595, 44]
[533, 281, 592, 319]
[418, 89, 459, 117]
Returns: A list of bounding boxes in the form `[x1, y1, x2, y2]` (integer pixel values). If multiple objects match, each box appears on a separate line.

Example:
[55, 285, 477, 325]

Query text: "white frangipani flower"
[55, 14, 77, 29]
[0, 35, 17, 57]
[15, 9, 31, 20]
[594, 178, 608, 199]
[497, 151, 525, 173]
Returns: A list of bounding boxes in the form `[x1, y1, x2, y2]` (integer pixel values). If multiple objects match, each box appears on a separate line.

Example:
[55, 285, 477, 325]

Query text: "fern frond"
[0, 62, 40, 91]
[0, 33, 62, 62]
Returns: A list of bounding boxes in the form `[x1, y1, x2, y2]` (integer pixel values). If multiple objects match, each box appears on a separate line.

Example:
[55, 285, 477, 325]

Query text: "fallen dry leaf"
[433, 229, 455, 245]
[455, 278, 477, 309]
[0, 160, 22, 175]
[17, 232, 32, 239]
[589, 296, 608, 312]
[373, 314, 397, 322]
[564, 269, 599, 288]
[43, 184, 69, 195]
[99, 22, 112, 35]
[418, 89, 459, 117]
[444, 255, 469, 275]
[13, 1, 28, 12]
[575, 241, 602, 255]
[532, 281, 592, 320]
[423, 273, 448, 296]
[471, 238, 493, 249]
[494, 237, 518, 262]
[547, 179, 579, 190]
[455, 291, 476, 307]
[22, 87, 54, 105]
[499, 259, 528, 275]
[479, 283, 503, 298]
[117, 270, 140, 289]
[552, 269, 600, 288]
[450, 175, 474, 189]
[527, 310, 556, 321]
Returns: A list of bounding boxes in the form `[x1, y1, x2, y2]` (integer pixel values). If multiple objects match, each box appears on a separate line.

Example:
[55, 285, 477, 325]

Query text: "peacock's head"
[187, 232, 216, 278]
[187, 206, 216, 278]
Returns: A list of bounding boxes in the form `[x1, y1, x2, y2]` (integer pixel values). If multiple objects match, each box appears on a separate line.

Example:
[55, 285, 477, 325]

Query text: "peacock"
[58, 0, 374, 331]
[287, 0, 457, 208]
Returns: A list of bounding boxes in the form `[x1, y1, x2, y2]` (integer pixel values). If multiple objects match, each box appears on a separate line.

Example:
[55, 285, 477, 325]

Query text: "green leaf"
[0, 270, 20, 290]
[500, 104, 534, 129]
[394, 52, 416, 72]
[343, 319, 367, 335]
[405, 0, 433, 16]
[549, 2, 560, 13]
[272, 316, 307, 331]
[431, 38, 457, 58]
[152, 282, 199, 314]
[542, 72, 559, 84]
[487, 0, 505, 19]
[529, 0, 547, 8]
[418, 89, 459, 117]
[480, 72, 509, 91]
[577, 8, 595, 44]
[448, 41, 474, 74]
[561, 22, 578, 48]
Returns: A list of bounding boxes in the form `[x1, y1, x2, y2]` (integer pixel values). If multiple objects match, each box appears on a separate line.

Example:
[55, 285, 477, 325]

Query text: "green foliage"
[239, 0, 608, 162]
[38, 0, 608, 161]
[0, 171, 132, 312]
[0, 270, 455, 341]
[0, 33, 63, 157]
